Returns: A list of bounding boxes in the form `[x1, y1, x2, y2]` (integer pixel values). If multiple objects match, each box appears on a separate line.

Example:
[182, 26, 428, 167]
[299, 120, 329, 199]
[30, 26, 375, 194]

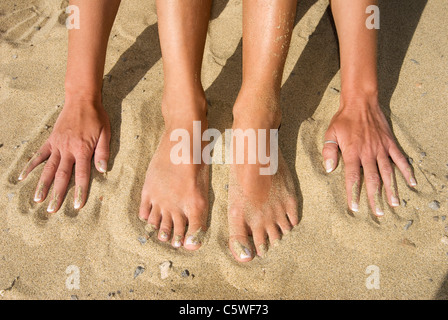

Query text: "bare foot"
[228, 91, 299, 262]
[138, 93, 209, 250]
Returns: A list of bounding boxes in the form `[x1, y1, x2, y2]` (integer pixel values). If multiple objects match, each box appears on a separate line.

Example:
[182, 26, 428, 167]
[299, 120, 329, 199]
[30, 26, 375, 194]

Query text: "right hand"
[18, 98, 111, 213]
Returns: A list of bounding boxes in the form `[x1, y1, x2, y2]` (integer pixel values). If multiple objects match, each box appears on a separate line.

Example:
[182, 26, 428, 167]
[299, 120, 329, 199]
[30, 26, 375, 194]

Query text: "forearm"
[64, 0, 121, 101]
[330, 0, 378, 104]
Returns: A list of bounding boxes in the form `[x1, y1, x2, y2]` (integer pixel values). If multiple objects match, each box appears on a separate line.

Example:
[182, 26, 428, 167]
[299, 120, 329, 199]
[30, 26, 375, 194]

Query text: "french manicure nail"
[325, 159, 334, 173]
[391, 196, 400, 207]
[47, 199, 57, 213]
[97, 160, 107, 173]
[74, 186, 82, 209]
[410, 177, 417, 186]
[376, 208, 384, 216]
[351, 201, 359, 212]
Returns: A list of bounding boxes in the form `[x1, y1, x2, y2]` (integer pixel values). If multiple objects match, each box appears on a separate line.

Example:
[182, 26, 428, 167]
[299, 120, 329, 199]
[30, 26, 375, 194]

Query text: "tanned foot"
[139, 92, 209, 250]
[228, 90, 299, 262]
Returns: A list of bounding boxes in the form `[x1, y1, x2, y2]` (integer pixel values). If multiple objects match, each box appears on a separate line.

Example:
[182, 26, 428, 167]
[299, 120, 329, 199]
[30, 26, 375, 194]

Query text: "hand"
[322, 96, 416, 216]
[18, 98, 111, 213]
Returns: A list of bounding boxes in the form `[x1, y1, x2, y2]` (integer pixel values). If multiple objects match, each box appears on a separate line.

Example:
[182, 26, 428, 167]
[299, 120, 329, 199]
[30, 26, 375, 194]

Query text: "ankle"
[232, 89, 282, 128]
[161, 88, 207, 125]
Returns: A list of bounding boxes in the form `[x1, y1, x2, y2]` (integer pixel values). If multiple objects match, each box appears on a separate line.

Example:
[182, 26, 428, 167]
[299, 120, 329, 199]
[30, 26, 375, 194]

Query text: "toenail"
[160, 231, 169, 240]
[173, 235, 182, 248]
[144, 224, 157, 235]
[185, 228, 205, 246]
[233, 240, 252, 260]
[272, 239, 281, 247]
[258, 243, 268, 257]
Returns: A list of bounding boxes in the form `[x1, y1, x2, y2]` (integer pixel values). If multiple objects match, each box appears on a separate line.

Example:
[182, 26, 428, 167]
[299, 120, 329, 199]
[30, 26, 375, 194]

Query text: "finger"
[19, 142, 51, 181]
[388, 143, 417, 187]
[34, 152, 60, 203]
[74, 155, 92, 210]
[362, 160, 384, 217]
[343, 155, 362, 212]
[322, 131, 339, 173]
[377, 154, 399, 207]
[94, 127, 111, 173]
[47, 156, 74, 213]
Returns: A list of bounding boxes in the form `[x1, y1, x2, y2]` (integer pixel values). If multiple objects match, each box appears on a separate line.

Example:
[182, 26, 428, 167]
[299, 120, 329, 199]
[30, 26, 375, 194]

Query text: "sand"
[1, 0, 448, 300]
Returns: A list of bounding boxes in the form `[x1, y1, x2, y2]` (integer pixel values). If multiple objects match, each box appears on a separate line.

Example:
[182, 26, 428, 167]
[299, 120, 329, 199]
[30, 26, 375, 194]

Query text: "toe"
[285, 196, 299, 226]
[138, 197, 151, 222]
[266, 224, 282, 248]
[158, 210, 173, 242]
[184, 209, 207, 251]
[251, 226, 268, 257]
[147, 204, 162, 230]
[171, 211, 187, 248]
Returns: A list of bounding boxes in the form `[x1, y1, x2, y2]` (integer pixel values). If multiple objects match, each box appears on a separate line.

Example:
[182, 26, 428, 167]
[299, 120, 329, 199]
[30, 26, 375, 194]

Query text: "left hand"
[322, 96, 416, 216]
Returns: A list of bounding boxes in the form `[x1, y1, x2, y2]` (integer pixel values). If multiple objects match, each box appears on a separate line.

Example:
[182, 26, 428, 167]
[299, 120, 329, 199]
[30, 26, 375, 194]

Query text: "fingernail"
[34, 183, 45, 202]
[325, 159, 334, 173]
[74, 186, 82, 209]
[97, 160, 107, 173]
[375, 208, 384, 217]
[47, 198, 57, 213]
[18, 171, 24, 181]
[410, 177, 417, 187]
[391, 195, 400, 207]
[34, 191, 42, 202]
[351, 201, 359, 212]
[173, 235, 182, 248]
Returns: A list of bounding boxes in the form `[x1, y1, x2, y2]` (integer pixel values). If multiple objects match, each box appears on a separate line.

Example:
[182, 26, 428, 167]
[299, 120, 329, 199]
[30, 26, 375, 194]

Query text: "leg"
[139, 0, 212, 250]
[322, 0, 416, 216]
[228, 0, 299, 262]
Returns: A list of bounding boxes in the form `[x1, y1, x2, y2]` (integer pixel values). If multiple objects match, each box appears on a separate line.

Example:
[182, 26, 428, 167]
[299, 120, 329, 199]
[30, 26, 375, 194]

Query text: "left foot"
[228, 90, 299, 262]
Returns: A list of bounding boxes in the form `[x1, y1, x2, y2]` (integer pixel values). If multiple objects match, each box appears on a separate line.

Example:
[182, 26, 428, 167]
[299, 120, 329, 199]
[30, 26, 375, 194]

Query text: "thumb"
[94, 128, 111, 173]
[322, 130, 339, 173]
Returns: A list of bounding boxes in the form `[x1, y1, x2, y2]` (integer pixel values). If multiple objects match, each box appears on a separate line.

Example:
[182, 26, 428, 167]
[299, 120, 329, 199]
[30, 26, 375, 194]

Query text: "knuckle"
[365, 173, 381, 184]
[55, 169, 70, 180]
[346, 171, 361, 183]
[76, 143, 93, 160]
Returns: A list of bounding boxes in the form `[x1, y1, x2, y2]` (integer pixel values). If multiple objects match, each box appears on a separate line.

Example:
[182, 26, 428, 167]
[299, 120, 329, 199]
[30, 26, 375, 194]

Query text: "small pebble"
[181, 269, 190, 278]
[159, 261, 172, 280]
[433, 216, 439, 222]
[404, 220, 413, 231]
[410, 59, 420, 65]
[420, 152, 426, 158]
[137, 236, 147, 245]
[408, 157, 414, 165]
[35, 26, 41, 31]
[12, 54, 17, 59]
[441, 215, 446, 221]
[70, 295, 78, 300]
[401, 199, 407, 207]
[429, 200, 441, 210]
[133, 266, 145, 279]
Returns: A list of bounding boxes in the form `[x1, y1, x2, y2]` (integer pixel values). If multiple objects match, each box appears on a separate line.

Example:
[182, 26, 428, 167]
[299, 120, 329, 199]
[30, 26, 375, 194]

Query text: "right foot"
[138, 92, 209, 250]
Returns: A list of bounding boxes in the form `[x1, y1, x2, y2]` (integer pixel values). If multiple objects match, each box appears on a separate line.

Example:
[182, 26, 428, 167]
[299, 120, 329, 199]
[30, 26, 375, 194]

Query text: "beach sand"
[0, 0, 447, 300]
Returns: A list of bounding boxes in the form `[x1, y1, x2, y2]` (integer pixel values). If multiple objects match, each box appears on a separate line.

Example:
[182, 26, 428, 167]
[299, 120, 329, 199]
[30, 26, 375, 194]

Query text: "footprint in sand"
[0, 0, 68, 45]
